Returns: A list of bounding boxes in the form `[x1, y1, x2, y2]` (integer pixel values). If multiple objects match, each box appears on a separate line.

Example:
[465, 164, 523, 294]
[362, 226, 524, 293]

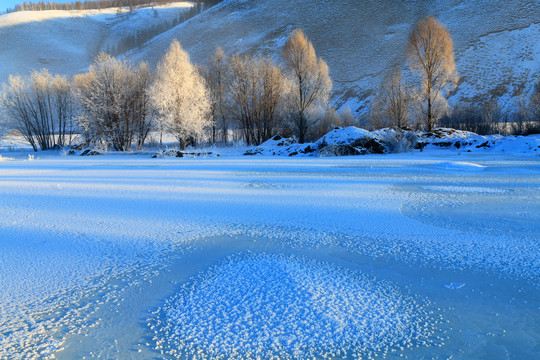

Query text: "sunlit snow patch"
[151, 253, 438, 359]
[422, 185, 507, 194]
[431, 161, 486, 171]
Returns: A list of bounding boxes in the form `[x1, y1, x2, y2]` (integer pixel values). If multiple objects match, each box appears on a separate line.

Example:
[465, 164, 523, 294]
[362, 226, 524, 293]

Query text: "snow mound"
[316, 126, 371, 146]
[244, 135, 317, 156]
[153, 253, 437, 359]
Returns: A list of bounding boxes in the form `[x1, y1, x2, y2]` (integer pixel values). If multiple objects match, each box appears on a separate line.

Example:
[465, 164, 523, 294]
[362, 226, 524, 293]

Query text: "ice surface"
[0, 152, 538, 358]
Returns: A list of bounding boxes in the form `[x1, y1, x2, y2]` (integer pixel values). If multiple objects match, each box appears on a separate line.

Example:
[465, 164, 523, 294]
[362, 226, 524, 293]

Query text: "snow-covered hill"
[1, 0, 539, 114]
[127, 0, 540, 113]
[0, 2, 193, 83]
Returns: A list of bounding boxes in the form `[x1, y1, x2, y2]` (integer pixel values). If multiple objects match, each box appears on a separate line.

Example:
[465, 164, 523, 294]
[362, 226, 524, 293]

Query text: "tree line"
[104, 5, 204, 56]
[0, 29, 332, 151]
[3, 0, 222, 14]
[1, 18, 539, 152]
[370, 17, 540, 135]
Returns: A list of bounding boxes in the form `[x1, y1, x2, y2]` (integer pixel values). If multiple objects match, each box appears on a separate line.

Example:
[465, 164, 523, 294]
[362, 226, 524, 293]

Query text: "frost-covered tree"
[282, 29, 332, 143]
[203, 47, 229, 144]
[149, 40, 210, 150]
[0, 70, 75, 151]
[74, 53, 152, 151]
[228, 54, 287, 145]
[408, 17, 458, 131]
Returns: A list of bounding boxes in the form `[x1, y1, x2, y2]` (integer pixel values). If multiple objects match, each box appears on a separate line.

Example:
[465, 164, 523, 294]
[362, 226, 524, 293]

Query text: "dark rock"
[318, 144, 362, 157]
[351, 138, 386, 154]
[433, 142, 452, 147]
[301, 145, 316, 154]
[80, 149, 101, 156]
[476, 141, 491, 148]
[153, 149, 183, 158]
[244, 149, 261, 156]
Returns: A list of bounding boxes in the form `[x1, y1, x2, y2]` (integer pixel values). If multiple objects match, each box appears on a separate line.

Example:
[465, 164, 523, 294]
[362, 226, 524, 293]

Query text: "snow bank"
[418, 128, 540, 155]
[243, 127, 540, 157]
[244, 135, 317, 156]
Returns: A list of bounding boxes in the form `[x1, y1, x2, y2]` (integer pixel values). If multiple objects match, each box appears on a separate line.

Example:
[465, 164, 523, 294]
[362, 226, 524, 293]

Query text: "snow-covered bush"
[375, 128, 418, 153]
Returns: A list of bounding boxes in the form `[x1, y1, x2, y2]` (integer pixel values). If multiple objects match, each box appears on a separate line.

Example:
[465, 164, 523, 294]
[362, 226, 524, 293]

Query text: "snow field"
[153, 253, 438, 359]
[0, 153, 538, 357]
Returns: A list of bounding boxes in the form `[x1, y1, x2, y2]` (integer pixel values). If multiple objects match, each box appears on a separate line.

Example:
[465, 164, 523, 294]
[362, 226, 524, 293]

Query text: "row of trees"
[104, 5, 203, 56]
[2, 18, 538, 152]
[4, 0, 220, 14]
[371, 17, 458, 132]
[371, 17, 540, 135]
[0, 29, 332, 151]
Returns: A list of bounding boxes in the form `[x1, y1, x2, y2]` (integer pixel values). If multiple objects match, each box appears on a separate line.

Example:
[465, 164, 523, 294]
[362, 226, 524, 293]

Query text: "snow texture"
[0, 149, 538, 358]
[154, 253, 436, 359]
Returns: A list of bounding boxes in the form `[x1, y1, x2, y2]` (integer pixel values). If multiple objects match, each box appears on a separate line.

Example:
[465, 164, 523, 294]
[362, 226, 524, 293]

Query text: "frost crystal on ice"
[152, 253, 438, 359]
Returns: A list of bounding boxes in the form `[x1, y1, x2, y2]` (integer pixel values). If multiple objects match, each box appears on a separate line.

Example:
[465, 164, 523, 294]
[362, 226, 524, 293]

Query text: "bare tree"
[314, 107, 342, 139]
[408, 17, 458, 131]
[339, 107, 357, 127]
[228, 54, 287, 145]
[0, 70, 76, 151]
[513, 96, 531, 135]
[149, 40, 210, 150]
[282, 29, 332, 143]
[530, 78, 540, 133]
[373, 69, 413, 129]
[203, 47, 229, 144]
[132, 62, 153, 149]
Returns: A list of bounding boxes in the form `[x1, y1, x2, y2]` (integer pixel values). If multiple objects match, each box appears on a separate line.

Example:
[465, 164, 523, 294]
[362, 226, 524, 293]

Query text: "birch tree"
[282, 29, 332, 143]
[149, 40, 210, 150]
[408, 17, 458, 131]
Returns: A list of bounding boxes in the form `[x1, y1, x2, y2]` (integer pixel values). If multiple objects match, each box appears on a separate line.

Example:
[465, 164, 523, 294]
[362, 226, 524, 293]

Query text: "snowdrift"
[244, 127, 540, 157]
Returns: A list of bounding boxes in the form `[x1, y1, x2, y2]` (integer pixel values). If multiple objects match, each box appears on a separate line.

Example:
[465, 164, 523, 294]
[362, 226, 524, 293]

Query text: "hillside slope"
[1, 0, 539, 116]
[0, 3, 193, 83]
[128, 0, 540, 114]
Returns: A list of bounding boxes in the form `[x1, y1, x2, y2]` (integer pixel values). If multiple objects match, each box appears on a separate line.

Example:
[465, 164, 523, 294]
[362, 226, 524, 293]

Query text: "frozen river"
[0, 153, 538, 359]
